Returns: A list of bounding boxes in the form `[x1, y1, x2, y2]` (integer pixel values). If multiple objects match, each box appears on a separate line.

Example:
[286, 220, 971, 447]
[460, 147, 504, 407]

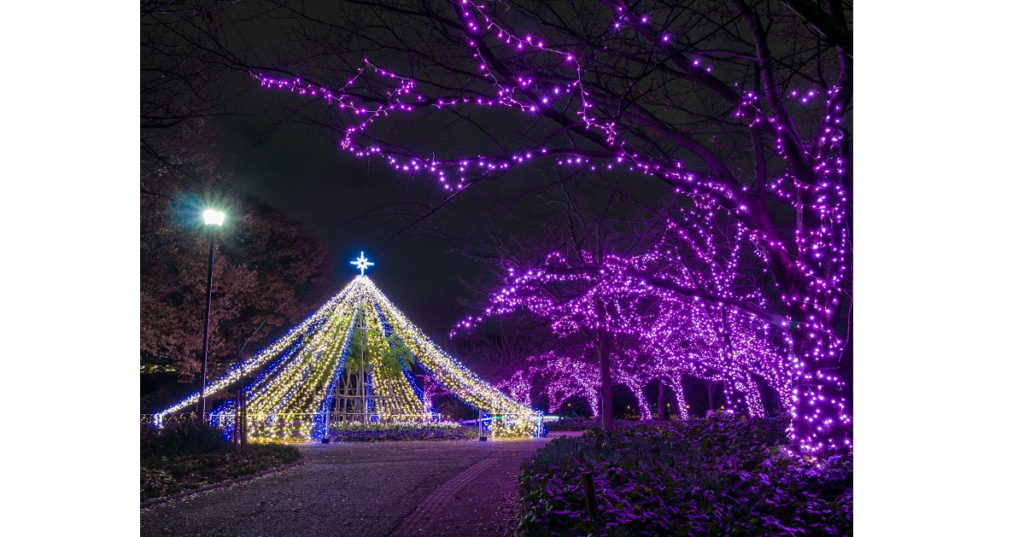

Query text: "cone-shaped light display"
[157, 275, 542, 440]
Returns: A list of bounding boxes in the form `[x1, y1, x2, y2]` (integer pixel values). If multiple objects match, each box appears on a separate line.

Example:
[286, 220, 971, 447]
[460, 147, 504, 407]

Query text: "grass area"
[327, 421, 477, 442]
[518, 415, 852, 536]
[140, 421, 301, 503]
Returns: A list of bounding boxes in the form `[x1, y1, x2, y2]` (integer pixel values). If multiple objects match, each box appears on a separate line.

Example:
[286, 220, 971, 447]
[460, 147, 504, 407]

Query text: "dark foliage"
[140, 421, 301, 502]
[141, 419, 231, 457]
[547, 418, 690, 432]
[140, 122, 335, 412]
[519, 415, 852, 536]
[326, 423, 477, 442]
[545, 417, 601, 432]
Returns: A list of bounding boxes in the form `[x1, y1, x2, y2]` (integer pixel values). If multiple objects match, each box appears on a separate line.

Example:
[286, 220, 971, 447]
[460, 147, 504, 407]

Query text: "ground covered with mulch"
[141, 421, 301, 502]
[518, 415, 852, 536]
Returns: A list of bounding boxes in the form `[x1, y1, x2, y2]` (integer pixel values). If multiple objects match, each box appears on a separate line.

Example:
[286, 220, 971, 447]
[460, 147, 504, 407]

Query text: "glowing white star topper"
[350, 251, 374, 276]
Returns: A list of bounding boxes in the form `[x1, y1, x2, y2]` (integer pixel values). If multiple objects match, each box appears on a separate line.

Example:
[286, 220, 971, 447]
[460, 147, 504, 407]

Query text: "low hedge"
[327, 422, 477, 442]
[546, 417, 681, 432]
[141, 421, 301, 502]
[545, 417, 599, 431]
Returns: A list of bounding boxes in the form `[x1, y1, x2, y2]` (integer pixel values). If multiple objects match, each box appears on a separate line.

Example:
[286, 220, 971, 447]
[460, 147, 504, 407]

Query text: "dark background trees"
[141, 2, 341, 412]
[140, 123, 335, 412]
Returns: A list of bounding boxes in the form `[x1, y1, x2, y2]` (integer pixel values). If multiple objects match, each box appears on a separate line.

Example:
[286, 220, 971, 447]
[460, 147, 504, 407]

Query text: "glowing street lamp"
[204, 209, 225, 226]
[198, 209, 225, 419]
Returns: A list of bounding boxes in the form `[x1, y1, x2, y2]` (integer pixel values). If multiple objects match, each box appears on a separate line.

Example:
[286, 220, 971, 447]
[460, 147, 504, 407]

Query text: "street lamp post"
[198, 209, 225, 419]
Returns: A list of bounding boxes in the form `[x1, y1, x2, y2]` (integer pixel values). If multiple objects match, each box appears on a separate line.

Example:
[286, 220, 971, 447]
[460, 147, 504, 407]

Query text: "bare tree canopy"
[142, 0, 852, 451]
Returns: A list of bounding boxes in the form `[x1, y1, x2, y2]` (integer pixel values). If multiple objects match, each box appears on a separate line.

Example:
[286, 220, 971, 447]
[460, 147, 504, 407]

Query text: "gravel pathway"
[141, 438, 551, 536]
[389, 455, 502, 536]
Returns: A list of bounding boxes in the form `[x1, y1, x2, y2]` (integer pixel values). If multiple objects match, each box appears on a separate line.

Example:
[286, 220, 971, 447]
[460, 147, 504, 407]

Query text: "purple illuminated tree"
[448, 173, 681, 430]
[241, 0, 851, 451]
[459, 198, 798, 429]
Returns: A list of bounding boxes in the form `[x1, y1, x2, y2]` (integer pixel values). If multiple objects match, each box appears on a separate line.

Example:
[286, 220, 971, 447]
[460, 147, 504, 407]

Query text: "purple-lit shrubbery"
[519, 415, 852, 536]
[326, 422, 477, 442]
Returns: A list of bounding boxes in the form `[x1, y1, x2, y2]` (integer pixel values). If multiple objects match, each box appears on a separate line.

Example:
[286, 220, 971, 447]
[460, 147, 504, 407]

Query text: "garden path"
[140, 436, 563, 536]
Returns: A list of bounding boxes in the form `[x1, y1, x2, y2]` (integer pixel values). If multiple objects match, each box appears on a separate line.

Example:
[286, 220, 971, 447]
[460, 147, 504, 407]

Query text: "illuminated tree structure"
[157, 270, 542, 441]
[249, 0, 852, 452]
[465, 207, 800, 426]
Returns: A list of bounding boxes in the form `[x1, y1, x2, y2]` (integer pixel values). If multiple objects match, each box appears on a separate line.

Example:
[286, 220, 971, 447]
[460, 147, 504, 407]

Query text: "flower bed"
[327, 421, 477, 442]
[519, 415, 852, 536]
[141, 421, 301, 503]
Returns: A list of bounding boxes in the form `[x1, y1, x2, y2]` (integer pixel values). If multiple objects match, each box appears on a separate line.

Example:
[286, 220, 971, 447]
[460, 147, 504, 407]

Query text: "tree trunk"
[657, 379, 668, 420]
[706, 380, 716, 413]
[788, 300, 850, 450]
[598, 328, 614, 432]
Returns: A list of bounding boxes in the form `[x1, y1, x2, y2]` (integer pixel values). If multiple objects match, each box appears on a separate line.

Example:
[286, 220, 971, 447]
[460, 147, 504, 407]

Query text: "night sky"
[213, 92, 492, 338]
[202, 1, 576, 341]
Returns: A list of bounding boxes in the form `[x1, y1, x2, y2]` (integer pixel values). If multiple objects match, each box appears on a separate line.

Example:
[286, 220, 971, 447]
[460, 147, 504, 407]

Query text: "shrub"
[327, 422, 476, 442]
[545, 417, 678, 432]
[544, 417, 598, 432]
[519, 415, 852, 536]
[140, 421, 301, 502]
[140, 419, 230, 457]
